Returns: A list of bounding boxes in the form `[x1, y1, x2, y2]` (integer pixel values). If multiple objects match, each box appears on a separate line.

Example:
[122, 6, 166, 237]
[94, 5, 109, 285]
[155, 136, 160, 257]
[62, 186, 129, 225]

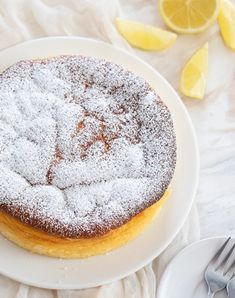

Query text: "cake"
[0, 56, 176, 258]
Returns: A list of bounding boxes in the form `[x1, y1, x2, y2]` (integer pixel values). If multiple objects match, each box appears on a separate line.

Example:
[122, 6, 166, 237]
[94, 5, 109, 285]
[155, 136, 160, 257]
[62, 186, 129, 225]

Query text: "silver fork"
[204, 237, 235, 298]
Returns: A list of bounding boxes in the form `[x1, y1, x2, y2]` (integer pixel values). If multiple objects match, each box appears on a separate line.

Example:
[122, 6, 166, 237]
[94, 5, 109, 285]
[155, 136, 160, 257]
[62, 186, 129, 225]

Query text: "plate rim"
[157, 236, 232, 298]
[0, 36, 200, 289]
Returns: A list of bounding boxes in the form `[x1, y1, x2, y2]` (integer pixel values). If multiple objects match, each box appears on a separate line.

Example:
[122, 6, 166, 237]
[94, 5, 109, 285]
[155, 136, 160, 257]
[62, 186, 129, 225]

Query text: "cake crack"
[0, 55, 176, 238]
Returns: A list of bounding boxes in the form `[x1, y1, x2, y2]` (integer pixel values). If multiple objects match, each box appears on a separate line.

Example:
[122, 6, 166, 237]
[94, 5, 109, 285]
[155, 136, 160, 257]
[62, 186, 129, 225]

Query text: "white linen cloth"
[0, 0, 202, 297]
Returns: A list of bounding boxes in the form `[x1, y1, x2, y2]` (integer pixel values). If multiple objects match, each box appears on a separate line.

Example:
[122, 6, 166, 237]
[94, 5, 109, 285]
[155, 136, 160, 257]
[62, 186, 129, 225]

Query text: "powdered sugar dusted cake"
[0, 56, 176, 238]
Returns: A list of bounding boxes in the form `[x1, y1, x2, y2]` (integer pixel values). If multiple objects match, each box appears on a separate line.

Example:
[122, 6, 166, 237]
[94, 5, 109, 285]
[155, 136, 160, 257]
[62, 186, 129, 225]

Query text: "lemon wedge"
[180, 43, 209, 99]
[218, 0, 235, 51]
[115, 18, 177, 51]
[158, 0, 220, 34]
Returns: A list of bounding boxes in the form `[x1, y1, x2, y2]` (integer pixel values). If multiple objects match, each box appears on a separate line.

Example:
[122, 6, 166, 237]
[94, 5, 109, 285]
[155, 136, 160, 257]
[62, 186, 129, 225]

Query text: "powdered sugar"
[0, 56, 176, 237]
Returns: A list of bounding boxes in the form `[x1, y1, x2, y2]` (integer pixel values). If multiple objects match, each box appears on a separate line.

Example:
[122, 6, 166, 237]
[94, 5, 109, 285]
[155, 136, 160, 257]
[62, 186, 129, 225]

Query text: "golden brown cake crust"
[0, 191, 168, 258]
[0, 56, 176, 238]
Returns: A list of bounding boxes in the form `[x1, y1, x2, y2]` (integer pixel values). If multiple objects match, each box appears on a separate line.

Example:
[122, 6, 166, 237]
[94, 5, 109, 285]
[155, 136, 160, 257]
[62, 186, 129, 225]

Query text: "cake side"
[0, 191, 169, 258]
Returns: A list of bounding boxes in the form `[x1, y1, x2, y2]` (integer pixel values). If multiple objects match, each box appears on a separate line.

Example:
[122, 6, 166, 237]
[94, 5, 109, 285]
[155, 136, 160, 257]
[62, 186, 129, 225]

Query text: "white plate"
[0, 37, 199, 289]
[157, 237, 235, 298]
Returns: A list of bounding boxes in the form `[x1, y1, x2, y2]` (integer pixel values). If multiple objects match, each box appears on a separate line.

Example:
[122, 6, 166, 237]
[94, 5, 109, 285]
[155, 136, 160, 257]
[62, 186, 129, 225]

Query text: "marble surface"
[119, 0, 235, 239]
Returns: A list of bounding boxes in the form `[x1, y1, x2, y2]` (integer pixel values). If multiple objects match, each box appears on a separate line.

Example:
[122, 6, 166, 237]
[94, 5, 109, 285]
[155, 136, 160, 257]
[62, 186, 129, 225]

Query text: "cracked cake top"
[0, 56, 176, 238]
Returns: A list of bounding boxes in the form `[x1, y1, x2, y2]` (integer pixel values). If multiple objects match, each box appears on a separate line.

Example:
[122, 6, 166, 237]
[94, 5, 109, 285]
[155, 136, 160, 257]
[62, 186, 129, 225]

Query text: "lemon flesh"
[218, 0, 235, 51]
[180, 43, 209, 99]
[158, 0, 220, 34]
[115, 18, 177, 51]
